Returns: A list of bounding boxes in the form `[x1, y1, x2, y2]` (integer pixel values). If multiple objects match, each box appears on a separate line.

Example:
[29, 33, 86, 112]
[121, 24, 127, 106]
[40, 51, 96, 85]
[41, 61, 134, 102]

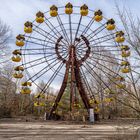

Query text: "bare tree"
[115, 3, 140, 115]
[0, 19, 11, 65]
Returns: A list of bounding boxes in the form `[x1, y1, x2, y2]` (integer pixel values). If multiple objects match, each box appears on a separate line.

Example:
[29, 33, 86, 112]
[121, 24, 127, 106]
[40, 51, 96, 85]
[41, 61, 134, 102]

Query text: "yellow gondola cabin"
[115, 31, 125, 43]
[24, 21, 33, 33]
[13, 66, 24, 79]
[21, 82, 32, 94]
[11, 50, 21, 62]
[94, 10, 103, 22]
[80, 4, 88, 16]
[121, 51, 131, 57]
[121, 67, 131, 73]
[65, 2, 73, 14]
[106, 19, 115, 30]
[36, 11, 44, 23]
[50, 5, 58, 17]
[16, 34, 25, 47]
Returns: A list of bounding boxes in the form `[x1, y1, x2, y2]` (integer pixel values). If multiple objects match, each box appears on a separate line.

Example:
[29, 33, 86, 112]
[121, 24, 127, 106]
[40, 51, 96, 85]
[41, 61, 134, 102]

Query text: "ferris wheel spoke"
[33, 24, 58, 40]
[58, 15, 70, 44]
[25, 56, 57, 69]
[87, 61, 138, 98]
[75, 23, 106, 48]
[22, 52, 55, 55]
[86, 59, 132, 90]
[27, 59, 61, 82]
[86, 23, 106, 38]
[87, 58, 120, 77]
[89, 32, 116, 43]
[44, 20, 68, 47]
[81, 19, 94, 36]
[41, 62, 64, 93]
[74, 15, 82, 45]
[69, 15, 72, 44]
[25, 40, 56, 49]
[80, 67, 96, 99]
[25, 56, 57, 70]
[33, 27, 57, 44]
[26, 52, 68, 82]
[25, 70, 44, 91]
[82, 62, 111, 91]
[56, 16, 70, 45]
[88, 27, 106, 42]
[21, 53, 56, 67]
[46, 17, 66, 39]
[24, 35, 55, 45]
[40, 62, 64, 94]
[21, 47, 55, 51]
[89, 55, 120, 66]
[131, 69, 140, 75]
[91, 52, 123, 61]
[20, 56, 46, 66]
[90, 45, 119, 48]
[45, 18, 71, 47]
[91, 49, 121, 52]
[76, 31, 115, 50]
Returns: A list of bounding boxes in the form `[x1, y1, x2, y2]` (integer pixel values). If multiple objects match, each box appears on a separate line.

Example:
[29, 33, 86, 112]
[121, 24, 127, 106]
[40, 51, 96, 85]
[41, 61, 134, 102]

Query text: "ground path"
[0, 119, 140, 140]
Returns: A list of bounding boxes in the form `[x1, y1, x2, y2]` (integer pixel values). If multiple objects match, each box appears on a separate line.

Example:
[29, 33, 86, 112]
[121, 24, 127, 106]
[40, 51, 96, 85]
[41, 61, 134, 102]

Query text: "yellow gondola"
[21, 87, 31, 94]
[121, 45, 130, 51]
[89, 99, 99, 104]
[14, 66, 24, 71]
[24, 21, 33, 33]
[65, 2, 73, 14]
[94, 10, 103, 22]
[104, 89, 115, 94]
[34, 102, 45, 107]
[80, 4, 88, 16]
[104, 97, 114, 103]
[36, 11, 44, 23]
[115, 76, 125, 81]
[22, 81, 32, 86]
[11, 50, 21, 62]
[21, 82, 32, 94]
[34, 93, 45, 98]
[74, 103, 81, 108]
[106, 19, 115, 30]
[13, 66, 24, 79]
[16, 34, 25, 47]
[13, 73, 23, 79]
[115, 31, 125, 43]
[116, 83, 126, 89]
[121, 67, 131, 73]
[12, 56, 21, 62]
[121, 51, 130, 57]
[121, 61, 130, 66]
[50, 5, 58, 17]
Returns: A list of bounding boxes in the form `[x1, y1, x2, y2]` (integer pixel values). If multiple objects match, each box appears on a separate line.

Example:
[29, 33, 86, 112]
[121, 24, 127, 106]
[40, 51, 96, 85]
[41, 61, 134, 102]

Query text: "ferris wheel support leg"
[48, 63, 70, 120]
[74, 62, 91, 111]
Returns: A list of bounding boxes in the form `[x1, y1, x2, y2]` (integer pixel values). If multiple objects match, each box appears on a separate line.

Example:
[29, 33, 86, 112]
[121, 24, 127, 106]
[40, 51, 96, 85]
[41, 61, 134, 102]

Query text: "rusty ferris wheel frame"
[12, 3, 135, 119]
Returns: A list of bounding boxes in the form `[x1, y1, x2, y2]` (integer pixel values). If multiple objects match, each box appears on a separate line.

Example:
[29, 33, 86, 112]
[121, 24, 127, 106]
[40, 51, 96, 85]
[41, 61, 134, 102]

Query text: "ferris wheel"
[12, 3, 132, 119]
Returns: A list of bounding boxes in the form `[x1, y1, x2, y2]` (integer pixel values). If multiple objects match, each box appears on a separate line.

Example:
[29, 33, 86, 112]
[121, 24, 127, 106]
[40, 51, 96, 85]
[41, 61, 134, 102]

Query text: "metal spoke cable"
[57, 15, 70, 45]
[44, 20, 68, 47]
[42, 62, 64, 93]
[69, 14, 72, 44]
[87, 61, 138, 99]
[74, 15, 82, 45]
[27, 59, 61, 82]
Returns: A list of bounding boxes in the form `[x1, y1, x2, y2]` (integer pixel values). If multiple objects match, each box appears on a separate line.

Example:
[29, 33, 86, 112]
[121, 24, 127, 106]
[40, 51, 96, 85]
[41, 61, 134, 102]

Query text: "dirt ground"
[0, 118, 140, 140]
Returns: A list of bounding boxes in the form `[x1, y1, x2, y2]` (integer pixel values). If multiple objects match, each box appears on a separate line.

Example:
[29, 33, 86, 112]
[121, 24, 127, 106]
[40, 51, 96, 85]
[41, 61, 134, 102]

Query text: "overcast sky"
[0, 0, 139, 37]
